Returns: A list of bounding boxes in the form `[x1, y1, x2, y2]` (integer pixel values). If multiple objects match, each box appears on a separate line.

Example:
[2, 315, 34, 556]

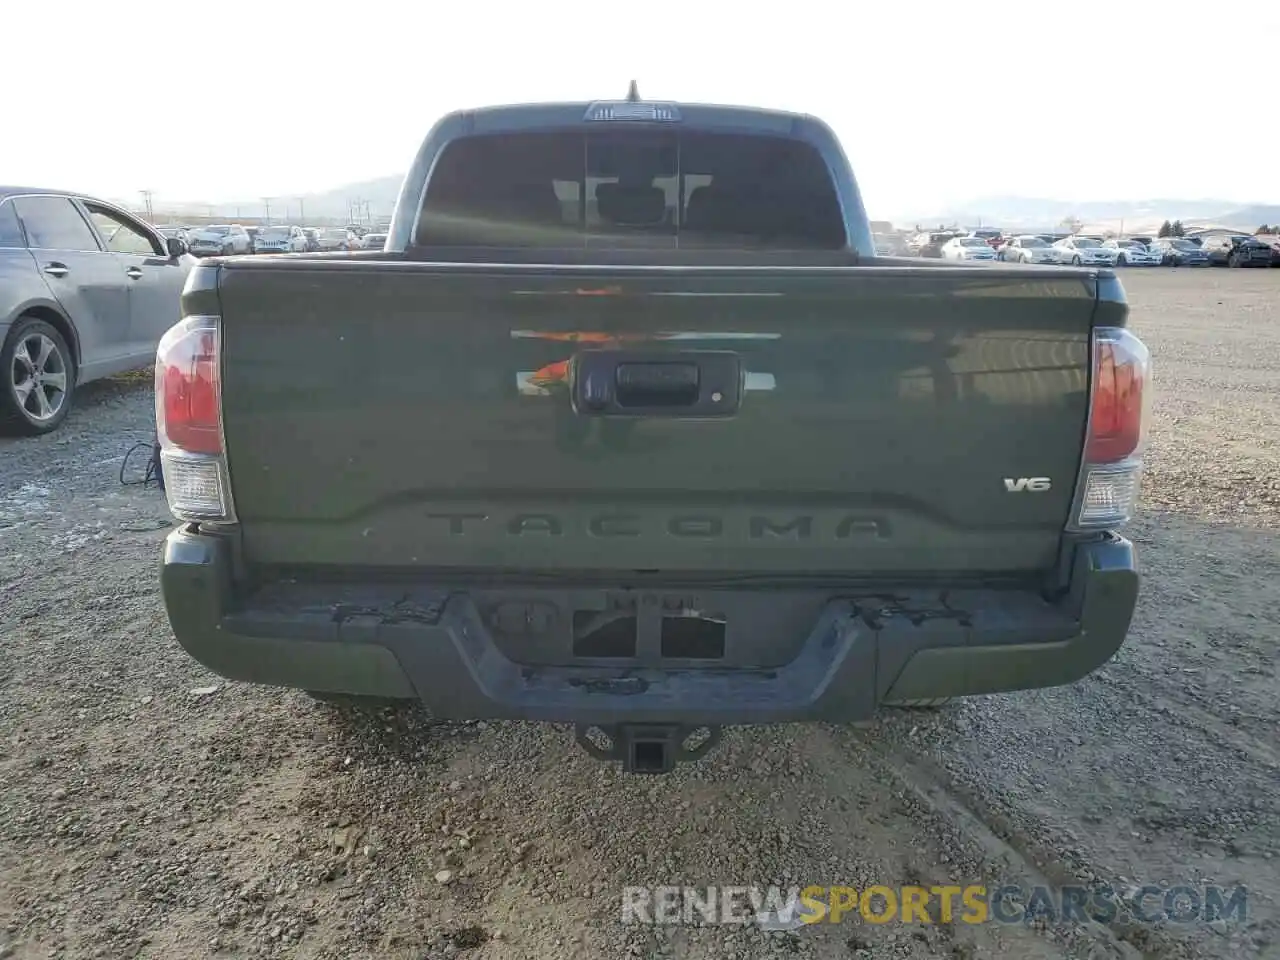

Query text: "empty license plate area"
[473, 588, 834, 669]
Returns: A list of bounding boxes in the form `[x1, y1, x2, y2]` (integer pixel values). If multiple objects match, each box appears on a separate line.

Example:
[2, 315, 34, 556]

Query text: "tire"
[883, 697, 953, 710]
[1, 316, 75, 436]
[1117, 255, 1127, 266]
[1071, 255, 1082, 265]
[306, 691, 416, 710]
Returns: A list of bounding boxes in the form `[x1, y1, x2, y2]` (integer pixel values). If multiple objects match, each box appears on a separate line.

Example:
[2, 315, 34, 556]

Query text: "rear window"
[414, 129, 846, 250]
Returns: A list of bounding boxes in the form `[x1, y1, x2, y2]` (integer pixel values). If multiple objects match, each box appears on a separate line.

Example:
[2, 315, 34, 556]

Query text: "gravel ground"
[1, 268, 1276, 960]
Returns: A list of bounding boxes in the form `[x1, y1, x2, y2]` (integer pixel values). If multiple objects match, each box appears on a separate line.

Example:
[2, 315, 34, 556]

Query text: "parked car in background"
[941, 236, 997, 261]
[1149, 238, 1209, 267]
[1103, 239, 1160, 266]
[188, 224, 253, 257]
[1203, 234, 1273, 268]
[360, 232, 389, 250]
[871, 232, 897, 256]
[315, 227, 355, 251]
[253, 225, 309, 254]
[909, 231, 954, 258]
[0, 187, 195, 434]
[1053, 235, 1117, 266]
[999, 235, 1060, 264]
[966, 228, 1004, 249]
[157, 225, 192, 245]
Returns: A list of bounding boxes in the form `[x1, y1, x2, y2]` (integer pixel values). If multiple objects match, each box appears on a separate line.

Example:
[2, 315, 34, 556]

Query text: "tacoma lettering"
[749, 516, 813, 539]
[667, 516, 723, 538]
[508, 514, 563, 536]
[424, 512, 888, 539]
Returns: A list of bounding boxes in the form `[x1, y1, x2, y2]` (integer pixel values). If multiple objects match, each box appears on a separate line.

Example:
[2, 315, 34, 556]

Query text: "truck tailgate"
[213, 260, 1096, 576]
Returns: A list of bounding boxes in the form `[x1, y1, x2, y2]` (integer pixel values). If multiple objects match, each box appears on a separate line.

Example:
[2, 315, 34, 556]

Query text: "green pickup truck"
[156, 93, 1148, 774]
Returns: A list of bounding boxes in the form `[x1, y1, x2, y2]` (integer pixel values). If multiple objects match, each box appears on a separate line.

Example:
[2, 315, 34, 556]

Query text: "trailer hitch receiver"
[575, 723, 721, 774]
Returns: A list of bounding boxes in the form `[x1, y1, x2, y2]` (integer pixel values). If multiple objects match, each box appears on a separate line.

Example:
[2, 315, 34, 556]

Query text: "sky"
[5, 2, 1279, 218]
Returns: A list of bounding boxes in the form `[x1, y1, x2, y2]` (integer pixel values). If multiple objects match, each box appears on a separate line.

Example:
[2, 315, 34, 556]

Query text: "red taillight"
[156, 317, 221, 455]
[1086, 328, 1148, 464]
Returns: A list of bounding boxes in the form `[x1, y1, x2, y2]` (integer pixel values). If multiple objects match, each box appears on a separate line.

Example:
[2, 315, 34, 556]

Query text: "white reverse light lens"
[1077, 463, 1142, 528]
[161, 453, 232, 522]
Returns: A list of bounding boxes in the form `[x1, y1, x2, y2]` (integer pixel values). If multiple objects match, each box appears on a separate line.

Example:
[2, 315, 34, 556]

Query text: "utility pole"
[139, 189, 154, 221]
[298, 197, 305, 224]
[262, 197, 274, 224]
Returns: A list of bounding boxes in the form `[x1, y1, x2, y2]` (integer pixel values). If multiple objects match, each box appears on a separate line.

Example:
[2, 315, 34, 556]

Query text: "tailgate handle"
[615, 362, 700, 407]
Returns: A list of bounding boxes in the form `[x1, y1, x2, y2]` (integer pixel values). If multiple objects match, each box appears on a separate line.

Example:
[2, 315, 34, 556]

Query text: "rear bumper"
[161, 529, 1139, 725]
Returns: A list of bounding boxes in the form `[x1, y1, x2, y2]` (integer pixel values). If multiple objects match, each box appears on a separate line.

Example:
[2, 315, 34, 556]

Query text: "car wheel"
[1117, 254, 1127, 266]
[0, 316, 76, 436]
[1071, 255, 1082, 265]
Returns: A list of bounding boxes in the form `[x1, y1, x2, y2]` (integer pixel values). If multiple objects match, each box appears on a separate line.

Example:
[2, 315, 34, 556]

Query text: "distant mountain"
[1218, 204, 1280, 229]
[293, 175, 404, 220]
[161, 183, 1280, 232]
[886, 196, 1271, 233]
[155, 175, 405, 222]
